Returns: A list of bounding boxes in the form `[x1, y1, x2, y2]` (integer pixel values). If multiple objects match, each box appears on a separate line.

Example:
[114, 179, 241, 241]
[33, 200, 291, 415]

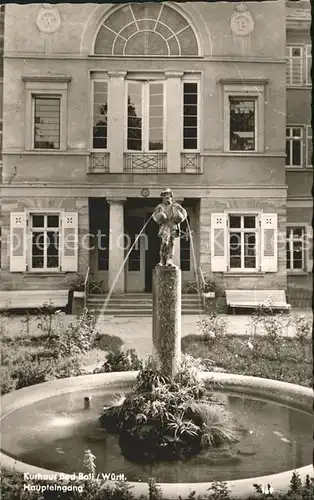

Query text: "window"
[180, 217, 190, 271]
[286, 45, 311, 86]
[92, 81, 108, 150]
[33, 96, 60, 149]
[306, 126, 312, 166]
[228, 215, 257, 270]
[222, 81, 265, 153]
[183, 83, 198, 150]
[305, 45, 311, 85]
[94, 4, 199, 56]
[286, 227, 305, 271]
[126, 81, 164, 151]
[286, 127, 303, 167]
[229, 98, 255, 151]
[23, 75, 71, 151]
[30, 214, 60, 270]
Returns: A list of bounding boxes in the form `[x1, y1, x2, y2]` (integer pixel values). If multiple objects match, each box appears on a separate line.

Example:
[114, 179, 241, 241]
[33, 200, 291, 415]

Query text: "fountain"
[0, 189, 312, 498]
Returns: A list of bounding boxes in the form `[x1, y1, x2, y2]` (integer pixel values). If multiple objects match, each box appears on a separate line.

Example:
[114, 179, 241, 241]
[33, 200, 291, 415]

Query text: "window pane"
[293, 228, 303, 239]
[34, 97, 60, 149]
[229, 215, 241, 228]
[292, 140, 301, 165]
[286, 242, 291, 269]
[229, 98, 255, 151]
[183, 83, 198, 150]
[286, 139, 291, 166]
[32, 232, 44, 268]
[32, 215, 45, 228]
[244, 233, 256, 268]
[229, 233, 241, 268]
[307, 127, 312, 166]
[47, 215, 59, 228]
[47, 231, 59, 268]
[149, 83, 163, 151]
[244, 216, 256, 228]
[127, 83, 142, 151]
[93, 82, 108, 150]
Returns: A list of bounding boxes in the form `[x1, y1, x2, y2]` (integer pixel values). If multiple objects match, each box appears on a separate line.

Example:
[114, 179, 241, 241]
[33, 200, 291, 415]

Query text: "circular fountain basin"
[1, 372, 312, 499]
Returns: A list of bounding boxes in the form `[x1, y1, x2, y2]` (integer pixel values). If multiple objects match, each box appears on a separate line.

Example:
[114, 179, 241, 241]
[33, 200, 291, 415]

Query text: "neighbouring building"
[0, 1, 312, 305]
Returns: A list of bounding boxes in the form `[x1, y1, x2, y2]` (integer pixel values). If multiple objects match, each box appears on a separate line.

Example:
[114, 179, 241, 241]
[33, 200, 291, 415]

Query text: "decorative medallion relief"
[36, 4, 61, 34]
[230, 4, 254, 37]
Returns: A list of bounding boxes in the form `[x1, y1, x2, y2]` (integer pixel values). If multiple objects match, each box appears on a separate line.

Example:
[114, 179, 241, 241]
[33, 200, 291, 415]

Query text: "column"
[107, 197, 126, 294]
[107, 71, 127, 173]
[165, 71, 183, 173]
[173, 198, 184, 267]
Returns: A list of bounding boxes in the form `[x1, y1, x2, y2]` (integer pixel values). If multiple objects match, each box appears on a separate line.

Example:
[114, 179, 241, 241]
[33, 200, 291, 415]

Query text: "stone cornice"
[218, 78, 269, 85]
[22, 75, 72, 83]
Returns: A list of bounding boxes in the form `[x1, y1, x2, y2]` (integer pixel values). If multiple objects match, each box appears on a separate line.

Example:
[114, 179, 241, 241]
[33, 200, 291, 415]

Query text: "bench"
[226, 289, 291, 315]
[0, 290, 69, 312]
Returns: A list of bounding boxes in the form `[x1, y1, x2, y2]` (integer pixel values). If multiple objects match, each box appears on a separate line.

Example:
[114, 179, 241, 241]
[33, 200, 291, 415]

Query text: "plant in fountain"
[99, 354, 245, 463]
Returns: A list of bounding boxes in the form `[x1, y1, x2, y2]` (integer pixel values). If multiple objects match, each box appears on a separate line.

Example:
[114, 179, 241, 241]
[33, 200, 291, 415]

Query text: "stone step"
[88, 308, 203, 316]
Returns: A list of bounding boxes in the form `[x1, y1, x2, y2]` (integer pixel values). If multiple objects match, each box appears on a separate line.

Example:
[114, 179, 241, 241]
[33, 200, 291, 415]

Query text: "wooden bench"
[226, 289, 291, 314]
[0, 290, 69, 312]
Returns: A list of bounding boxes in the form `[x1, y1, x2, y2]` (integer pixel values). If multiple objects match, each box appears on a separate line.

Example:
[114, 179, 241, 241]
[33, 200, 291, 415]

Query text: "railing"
[88, 153, 110, 173]
[124, 152, 167, 173]
[83, 266, 90, 310]
[181, 153, 203, 174]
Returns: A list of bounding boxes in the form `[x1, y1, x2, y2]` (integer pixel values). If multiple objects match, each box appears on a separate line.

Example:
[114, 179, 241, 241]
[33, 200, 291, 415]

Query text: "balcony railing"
[88, 153, 110, 173]
[181, 153, 203, 174]
[124, 152, 167, 174]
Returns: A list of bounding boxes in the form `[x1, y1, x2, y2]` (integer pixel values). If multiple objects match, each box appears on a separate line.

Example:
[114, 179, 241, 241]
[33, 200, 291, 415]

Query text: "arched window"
[94, 4, 199, 56]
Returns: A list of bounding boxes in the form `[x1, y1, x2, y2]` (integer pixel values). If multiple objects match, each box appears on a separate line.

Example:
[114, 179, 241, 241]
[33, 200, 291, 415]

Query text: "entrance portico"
[88, 197, 197, 294]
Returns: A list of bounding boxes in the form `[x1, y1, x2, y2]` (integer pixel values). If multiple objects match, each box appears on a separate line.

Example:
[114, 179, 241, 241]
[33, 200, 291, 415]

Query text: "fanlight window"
[94, 3, 199, 56]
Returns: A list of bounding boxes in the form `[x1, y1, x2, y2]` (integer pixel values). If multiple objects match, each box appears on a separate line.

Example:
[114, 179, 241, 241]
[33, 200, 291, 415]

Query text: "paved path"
[95, 310, 312, 360]
[1, 310, 311, 362]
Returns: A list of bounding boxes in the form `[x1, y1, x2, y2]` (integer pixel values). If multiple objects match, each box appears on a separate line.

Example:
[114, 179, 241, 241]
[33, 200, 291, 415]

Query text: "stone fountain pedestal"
[152, 265, 181, 378]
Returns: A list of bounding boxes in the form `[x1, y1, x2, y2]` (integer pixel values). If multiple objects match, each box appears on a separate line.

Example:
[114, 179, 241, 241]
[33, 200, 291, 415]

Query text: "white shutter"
[211, 213, 227, 272]
[61, 212, 78, 272]
[260, 213, 278, 272]
[306, 224, 313, 273]
[10, 212, 27, 272]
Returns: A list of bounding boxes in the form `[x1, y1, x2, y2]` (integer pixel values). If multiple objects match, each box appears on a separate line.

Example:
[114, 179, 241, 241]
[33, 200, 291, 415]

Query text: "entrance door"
[145, 214, 160, 292]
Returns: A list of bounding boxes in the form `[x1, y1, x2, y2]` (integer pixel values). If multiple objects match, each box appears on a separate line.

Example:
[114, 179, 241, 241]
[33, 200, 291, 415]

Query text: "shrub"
[52, 356, 85, 379]
[14, 358, 54, 389]
[36, 302, 65, 338]
[54, 309, 97, 358]
[197, 313, 227, 346]
[96, 333, 124, 353]
[291, 314, 312, 345]
[94, 349, 142, 374]
[0, 368, 17, 394]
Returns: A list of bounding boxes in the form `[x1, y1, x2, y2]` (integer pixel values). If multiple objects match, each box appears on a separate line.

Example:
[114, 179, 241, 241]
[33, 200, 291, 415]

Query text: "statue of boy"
[153, 188, 187, 267]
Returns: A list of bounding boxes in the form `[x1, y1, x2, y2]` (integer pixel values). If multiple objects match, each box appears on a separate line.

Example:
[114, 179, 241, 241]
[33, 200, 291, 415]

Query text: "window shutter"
[10, 212, 27, 272]
[260, 213, 278, 272]
[211, 213, 227, 272]
[61, 212, 78, 272]
[306, 224, 313, 273]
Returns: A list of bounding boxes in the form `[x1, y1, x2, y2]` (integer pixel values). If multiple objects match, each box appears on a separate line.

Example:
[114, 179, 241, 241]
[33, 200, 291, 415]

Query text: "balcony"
[88, 153, 110, 173]
[181, 153, 203, 174]
[123, 152, 167, 174]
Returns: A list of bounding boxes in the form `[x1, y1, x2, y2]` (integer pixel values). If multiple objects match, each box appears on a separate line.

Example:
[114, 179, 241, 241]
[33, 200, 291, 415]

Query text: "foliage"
[53, 309, 97, 358]
[36, 302, 65, 338]
[14, 358, 54, 390]
[197, 313, 227, 346]
[70, 274, 86, 292]
[135, 357, 171, 392]
[148, 477, 163, 500]
[182, 333, 312, 388]
[96, 333, 124, 353]
[207, 481, 231, 500]
[291, 314, 312, 346]
[83, 449, 97, 476]
[94, 348, 142, 374]
[0, 470, 313, 500]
